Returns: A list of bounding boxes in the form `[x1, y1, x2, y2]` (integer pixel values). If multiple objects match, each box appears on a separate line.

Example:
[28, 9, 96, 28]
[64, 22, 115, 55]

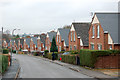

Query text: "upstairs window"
[57, 35, 58, 42]
[71, 32, 72, 41]
[59, 36, 60, 43]
[92, 26, 95, 38]
[74, 32, 75, 41]
[97, 25, 100, 38]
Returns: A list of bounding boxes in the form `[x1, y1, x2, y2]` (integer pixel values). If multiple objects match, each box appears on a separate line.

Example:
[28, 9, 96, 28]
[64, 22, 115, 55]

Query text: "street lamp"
[10, 28, 20, 66]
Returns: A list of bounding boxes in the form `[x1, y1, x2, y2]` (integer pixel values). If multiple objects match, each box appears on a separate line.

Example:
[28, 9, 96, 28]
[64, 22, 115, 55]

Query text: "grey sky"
[0, 0, 119, 35]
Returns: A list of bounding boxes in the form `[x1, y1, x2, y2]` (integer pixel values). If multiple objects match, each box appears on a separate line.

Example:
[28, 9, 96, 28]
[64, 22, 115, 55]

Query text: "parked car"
[62, 52, 70, 55]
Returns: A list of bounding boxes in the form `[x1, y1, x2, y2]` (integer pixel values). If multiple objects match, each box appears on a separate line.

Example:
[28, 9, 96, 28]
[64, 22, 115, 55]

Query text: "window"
[59, 36, 60, 43]
[59, 46, 61, 52]
[70, 45, 72, 50]
[97, 25, 100, 38]
[57, 35, 58, 42]
[109, 45, 112, 50]
[71, 32, 72, 41]
[74, 32, 75, 41]
[92, 26, 95, 38]
[74, 45, 76, 50]
[45, 47, 47, 50]
[91, 44, 94, 50]
[98, 44, 102, 50]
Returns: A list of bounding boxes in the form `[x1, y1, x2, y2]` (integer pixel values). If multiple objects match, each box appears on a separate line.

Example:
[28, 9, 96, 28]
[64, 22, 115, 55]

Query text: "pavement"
[38, 56, 118, 79]
[2, 56, 20, 79]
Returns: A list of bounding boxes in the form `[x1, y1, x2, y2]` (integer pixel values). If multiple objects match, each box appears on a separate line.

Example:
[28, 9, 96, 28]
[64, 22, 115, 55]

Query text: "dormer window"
[97, 25, 100, 38]
[92, 26, 95, 38]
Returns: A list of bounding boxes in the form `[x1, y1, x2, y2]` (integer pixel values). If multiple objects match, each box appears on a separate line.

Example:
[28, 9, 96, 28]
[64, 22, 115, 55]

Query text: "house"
[56, 28, 70, 52]
[45, 31, 57, 52]
[89, 13, 120, 50]
[69, 22, 90, 51]
[40, 33, 46, 51]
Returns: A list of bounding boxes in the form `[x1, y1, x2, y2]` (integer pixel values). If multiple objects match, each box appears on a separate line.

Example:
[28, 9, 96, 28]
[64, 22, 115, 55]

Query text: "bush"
[3, 49, 9, 54]
[47, 52, 58, 60]
[68, 50, 79, 54]
[33, 52, 39, 56]
[61, 54, 77, 65]
[0, 55, 8, 73]
[12, 50, 16, 53]
[79, 49, 120, 68]
[44, 50, 49, 58]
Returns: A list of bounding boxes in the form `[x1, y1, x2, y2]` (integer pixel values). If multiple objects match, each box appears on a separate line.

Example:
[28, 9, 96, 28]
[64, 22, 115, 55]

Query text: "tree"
[50, 37, 58, 52]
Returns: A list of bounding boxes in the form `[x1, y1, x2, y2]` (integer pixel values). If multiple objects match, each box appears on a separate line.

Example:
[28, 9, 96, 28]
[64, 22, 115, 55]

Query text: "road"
[13, 54, 94, 79]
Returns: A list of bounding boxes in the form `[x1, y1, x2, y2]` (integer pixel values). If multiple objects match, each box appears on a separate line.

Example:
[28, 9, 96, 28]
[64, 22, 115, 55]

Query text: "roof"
[40, 34, 46, 47]
[31, 37, 38, 47]
[47, 31, 57, 42]
[95, 13, 120, 44]
[58, 28, 70, 46]
[72, 23, 91, 46]
[25, 38, 31, 47]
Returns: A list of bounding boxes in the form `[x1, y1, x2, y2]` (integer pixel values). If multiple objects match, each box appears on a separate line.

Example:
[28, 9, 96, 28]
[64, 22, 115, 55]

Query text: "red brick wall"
[114, 44, 120, 50]
[89, 23, 105, 50]
[69, 31, 78, 50]
[45, 37, 51, 51]
[56, 35, 62, 52]
[95, 55, 120, 68]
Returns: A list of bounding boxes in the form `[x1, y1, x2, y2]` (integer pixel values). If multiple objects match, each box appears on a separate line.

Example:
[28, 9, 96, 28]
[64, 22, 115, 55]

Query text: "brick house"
[56, 28, 70, 52]
[89, 13, 120, 50]
[45, 31, 57, 52]
[68, 23, 90, 51]
[40, 33, 46, 51]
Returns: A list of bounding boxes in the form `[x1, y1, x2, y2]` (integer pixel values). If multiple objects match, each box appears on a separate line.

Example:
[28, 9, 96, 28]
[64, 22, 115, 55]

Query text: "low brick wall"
[95, 55, 120, 69]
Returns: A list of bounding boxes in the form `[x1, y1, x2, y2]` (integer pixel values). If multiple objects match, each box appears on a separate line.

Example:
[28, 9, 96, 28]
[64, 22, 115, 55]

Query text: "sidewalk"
[38, 56, 117, 79]
[2, 58, 20, 79]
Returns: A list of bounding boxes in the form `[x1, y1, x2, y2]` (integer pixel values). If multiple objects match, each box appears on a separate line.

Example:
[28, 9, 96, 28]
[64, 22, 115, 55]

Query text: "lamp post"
[10, 28, 20, 66]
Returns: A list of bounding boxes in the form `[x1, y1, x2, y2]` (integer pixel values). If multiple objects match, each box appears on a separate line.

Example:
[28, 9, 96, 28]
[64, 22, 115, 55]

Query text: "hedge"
[79, 49, 120, 68]
[47, 52, 58, 60]
[3, 49, 9, 54]
[0, 55, 8, 73]
[44, 50, 49, 58]
[61, 54, 77, 65]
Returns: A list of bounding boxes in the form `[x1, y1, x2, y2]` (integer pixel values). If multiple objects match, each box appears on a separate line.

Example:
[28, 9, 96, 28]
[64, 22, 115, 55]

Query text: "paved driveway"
[13, 54, 94, 79]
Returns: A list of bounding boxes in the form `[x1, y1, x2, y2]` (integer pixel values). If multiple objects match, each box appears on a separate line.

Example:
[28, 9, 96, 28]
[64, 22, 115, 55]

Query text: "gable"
[70, 24, 75, 31]
[92, 15, 100, 24]
[108, 34, 113, 44]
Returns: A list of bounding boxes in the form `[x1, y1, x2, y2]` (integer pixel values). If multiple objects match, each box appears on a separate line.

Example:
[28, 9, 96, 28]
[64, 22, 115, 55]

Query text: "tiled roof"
[72, 22, 91, 46]
[96, 13, 120, 44]
[58, 28, 70, 46]
[48, 31, 57, 42]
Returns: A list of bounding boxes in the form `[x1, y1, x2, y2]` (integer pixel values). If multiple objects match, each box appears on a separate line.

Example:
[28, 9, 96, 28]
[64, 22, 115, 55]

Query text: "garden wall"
[95, 55, 120, 68]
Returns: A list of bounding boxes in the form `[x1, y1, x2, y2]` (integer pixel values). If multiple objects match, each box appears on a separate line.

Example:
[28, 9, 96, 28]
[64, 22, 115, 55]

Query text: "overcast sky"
[0, 0, 119, 35]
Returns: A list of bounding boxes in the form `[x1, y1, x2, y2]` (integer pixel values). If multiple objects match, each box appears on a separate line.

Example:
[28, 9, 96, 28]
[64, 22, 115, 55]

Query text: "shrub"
[79, 49, 120, 68]
[12, 50, 16, 53]
[61, 54, 77, 65]
[33, 52, 40, 56]
[69, 50, 79, 54]
[44, 50, 49, 58]
[0, 55, 8, 73]
[3, 49, 9, 54]
[47, 52, 58, 60]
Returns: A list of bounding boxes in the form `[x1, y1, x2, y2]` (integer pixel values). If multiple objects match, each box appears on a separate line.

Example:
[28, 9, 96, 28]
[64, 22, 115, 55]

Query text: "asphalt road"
[13, 54, 95, 79]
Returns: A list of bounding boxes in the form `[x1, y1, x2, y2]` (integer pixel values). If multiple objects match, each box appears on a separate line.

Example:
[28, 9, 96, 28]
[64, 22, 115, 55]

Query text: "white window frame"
[92, 26, 95, 38]
[74, 32, 75, 41]
[98, 44, 102, 50]
[57, 35, 58, 42]
[71, 32, 72, 41]
[97, 25, 100, 38]
[109, 45, 112, 50]
[59, 46, 61, 52]
[91, 44, 94, 50]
